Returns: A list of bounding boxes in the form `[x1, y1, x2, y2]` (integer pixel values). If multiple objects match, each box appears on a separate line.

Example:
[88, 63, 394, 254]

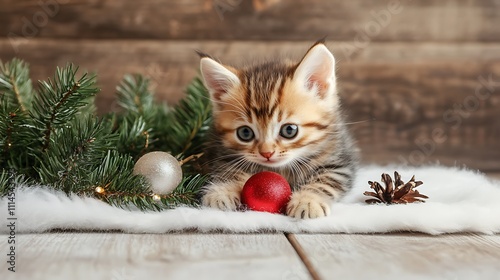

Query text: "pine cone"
[364, 171, 428, 204]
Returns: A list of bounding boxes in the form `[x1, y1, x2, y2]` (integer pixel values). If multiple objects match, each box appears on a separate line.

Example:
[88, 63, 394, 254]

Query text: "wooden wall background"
[1, 0, 499, 173]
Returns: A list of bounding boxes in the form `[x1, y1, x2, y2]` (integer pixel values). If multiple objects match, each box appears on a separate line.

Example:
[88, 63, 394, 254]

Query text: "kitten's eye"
[236, 126, 255, 142]
[280, 124, 298, 139]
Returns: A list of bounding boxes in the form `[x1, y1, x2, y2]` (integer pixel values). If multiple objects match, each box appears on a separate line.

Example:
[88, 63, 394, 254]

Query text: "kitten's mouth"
[258, 158, 287, 167]
[246, 155, 289, 168]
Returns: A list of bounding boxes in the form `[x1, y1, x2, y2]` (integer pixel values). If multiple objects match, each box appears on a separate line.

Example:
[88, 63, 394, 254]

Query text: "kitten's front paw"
[202, 182, 242, 211]
[286, 191, 331, 219]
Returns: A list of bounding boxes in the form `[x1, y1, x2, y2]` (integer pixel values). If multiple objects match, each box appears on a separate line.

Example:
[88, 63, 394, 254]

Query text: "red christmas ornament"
[241, 171, 292, 214]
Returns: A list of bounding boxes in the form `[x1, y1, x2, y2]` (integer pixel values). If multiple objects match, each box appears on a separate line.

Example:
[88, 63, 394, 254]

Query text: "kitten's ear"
[200, 57, 240, 102]
[294, 43, 336, 98]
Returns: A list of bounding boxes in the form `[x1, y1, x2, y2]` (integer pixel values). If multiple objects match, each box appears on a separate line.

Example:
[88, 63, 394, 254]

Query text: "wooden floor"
[1, 232, 500, 280]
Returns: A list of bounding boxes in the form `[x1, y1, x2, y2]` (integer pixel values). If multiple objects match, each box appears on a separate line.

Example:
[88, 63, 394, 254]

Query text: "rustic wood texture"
[489, 173, 500, 180]
[286, 233, 322, 280]
[2, 233, 500, 279]
[1, 0, 500, 41]
[1, 39, 499, 171]
[294, 233, 500, 279]
[0, 233, 310, 280]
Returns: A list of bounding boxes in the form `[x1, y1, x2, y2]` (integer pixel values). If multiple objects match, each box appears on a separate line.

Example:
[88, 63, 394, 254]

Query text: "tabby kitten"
[199, 41, 358, 219]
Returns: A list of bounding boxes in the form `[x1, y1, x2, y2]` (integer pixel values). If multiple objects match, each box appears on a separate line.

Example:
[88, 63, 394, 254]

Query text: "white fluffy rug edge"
[1, 165, 500, 234]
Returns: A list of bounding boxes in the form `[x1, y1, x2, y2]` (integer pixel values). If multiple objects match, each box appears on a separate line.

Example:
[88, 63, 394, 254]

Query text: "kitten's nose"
[259, 151, 275, 160]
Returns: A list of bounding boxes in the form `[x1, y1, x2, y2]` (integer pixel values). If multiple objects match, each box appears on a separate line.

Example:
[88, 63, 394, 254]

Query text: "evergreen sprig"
[0, 102, 32, 171]
[0, 59, 35, 173]
[0, 169, 12, 195]
[30, 64, 99, 152]
[0, 59, 212, 210]
[0, 58, 34, 112]
[161, 77, 212, 158]
[36, 116, 115, 192]
[113, 115, 152, 159]
[116, 74, 155, 116]
[112, 74, 169, 159]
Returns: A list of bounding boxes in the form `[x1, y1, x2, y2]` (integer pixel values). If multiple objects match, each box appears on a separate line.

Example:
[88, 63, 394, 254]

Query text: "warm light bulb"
[152, 194, 161, 201]
[95, 186, 105, 194]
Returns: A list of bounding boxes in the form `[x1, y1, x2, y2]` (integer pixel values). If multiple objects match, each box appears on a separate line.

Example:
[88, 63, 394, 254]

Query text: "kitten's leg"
[201, 173, 251, 211]
[286, 171, 351, 219]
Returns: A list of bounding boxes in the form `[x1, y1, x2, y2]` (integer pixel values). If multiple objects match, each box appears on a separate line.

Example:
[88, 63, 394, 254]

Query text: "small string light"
[152, 194, 161, 201]
[142, 131, 150, 149]
[95, 186, 105, 194]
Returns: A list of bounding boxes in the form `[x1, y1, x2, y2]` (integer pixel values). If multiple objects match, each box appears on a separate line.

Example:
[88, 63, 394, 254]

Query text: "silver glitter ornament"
[133, 151, 183, 195]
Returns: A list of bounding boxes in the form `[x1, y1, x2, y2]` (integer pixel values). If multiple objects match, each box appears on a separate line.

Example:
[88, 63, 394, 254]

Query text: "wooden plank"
[286, 233, 322, 280]
[1, 0, 500, 41]
[488, 172, 500, 180]
[1, 39, 499, 171]
[293, 234, 500, 279]
[0, 233, 310, 280]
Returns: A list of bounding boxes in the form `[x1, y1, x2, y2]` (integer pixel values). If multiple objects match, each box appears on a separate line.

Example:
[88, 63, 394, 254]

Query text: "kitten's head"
[200, 42, 340, 169]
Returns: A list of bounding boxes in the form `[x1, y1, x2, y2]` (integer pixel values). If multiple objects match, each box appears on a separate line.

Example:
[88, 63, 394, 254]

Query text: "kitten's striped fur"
[199, 41, 359, 219]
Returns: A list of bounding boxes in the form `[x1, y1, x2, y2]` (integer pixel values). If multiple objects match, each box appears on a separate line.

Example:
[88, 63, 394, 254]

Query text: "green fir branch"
[165, 174, 206, 206]
[0, 58, 34, 112]
[111, 114, 153, 160]
[85, 150, 152, 209]
[0, 99, 34, 173]
[160, 77, 212, 157]
[113, 75, 169, 158]
[0, 169, 11, 196]
[0, 58, 212, 210]
[30, 64, 99, 152]
[37, 116, 116, 192]
[116, 74, 154, 116]
[100, 173, 207, 211]
[0, 170, 29, 197]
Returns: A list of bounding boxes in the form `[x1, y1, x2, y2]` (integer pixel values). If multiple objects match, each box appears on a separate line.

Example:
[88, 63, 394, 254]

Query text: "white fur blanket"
[1, 165, 500, 234]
